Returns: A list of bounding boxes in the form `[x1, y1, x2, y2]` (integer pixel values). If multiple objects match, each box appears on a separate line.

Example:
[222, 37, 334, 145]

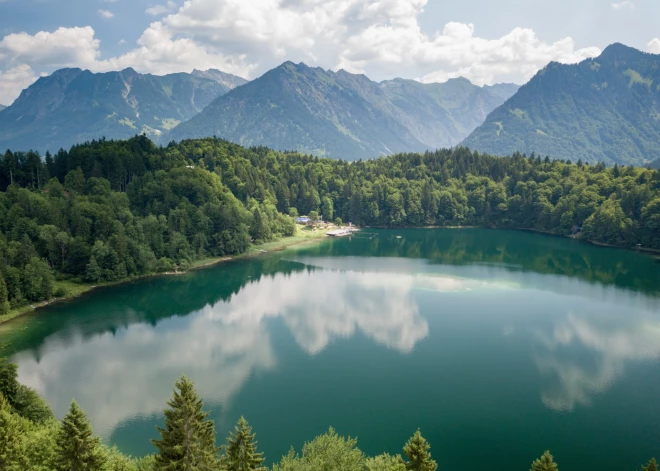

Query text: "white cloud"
[0, 0, 604, 103]
[146, 0, 600, 85]
[0, 26, 101, 70]
[98, 9, 115, 19]
[648, 38, 660, 54]
[146, 1, 177, 16]
[611, 0, 634, 9]
[0, 65, 38, 106]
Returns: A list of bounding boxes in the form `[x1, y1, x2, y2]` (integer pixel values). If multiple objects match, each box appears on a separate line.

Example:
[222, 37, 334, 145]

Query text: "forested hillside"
[1, 136, 659, 314]
[463, 43, 660, 166]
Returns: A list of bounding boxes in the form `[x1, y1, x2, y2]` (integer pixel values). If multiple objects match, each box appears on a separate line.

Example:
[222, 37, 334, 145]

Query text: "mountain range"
[462, 43, 660, 166]
[0, 68, 247, 152]
[1, 43, 659, 166]
[0, 105, 6, 112]
[170, 61, 518, 159]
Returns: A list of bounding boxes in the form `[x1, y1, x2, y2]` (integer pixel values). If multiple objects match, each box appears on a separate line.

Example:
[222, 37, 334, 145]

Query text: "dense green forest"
[1, 357, 656, 471]
[1, 135, 659, 313]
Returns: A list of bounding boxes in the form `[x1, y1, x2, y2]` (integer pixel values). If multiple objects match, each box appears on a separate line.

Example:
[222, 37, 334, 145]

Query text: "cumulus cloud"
[0, 26, 101, 69]
[146, 1, 177, 16]
[0, 65, 38, 106]
[98, 9, 115, 19]
[649, 38, 660, 54]
[0, 0, 603, 104]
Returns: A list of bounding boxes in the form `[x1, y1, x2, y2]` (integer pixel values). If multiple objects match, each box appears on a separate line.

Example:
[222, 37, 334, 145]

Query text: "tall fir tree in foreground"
[53, 400, 107, 471]
[222, 416, 265, 471]
[152, 376, 219, 471]
[402, 429, 437, 471]
[530, 450, 559, 471]
[643, 458, 659, 471]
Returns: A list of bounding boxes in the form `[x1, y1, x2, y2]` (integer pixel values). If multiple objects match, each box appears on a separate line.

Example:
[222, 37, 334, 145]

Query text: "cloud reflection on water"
[13, 267, 461, 436]
[533, 313, 660, 411]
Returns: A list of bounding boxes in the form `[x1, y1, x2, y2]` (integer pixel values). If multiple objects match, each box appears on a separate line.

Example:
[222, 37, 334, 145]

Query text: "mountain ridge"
[462, 42, 660, 165]
[0, 67, 247, 152]
[168, 61, 518, 159]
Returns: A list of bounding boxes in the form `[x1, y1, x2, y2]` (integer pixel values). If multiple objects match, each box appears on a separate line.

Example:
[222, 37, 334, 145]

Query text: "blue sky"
[0, 0, 658, 104]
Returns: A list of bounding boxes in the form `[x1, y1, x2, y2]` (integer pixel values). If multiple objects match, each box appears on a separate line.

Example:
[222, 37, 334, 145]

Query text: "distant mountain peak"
[120, 67, 138, 75]
[462, 42, 660, 166]
[190, 68, 248, 89]
[0, 67, 242, 152]
[445, 77, 473, 85]
[169, 63, 518, 160]
[598, 42, 646, 61]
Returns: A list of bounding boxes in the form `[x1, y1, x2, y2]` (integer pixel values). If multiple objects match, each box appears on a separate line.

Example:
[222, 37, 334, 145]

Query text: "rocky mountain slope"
[462, 43, 660, 165]
[170, 62, 518, 159]
[0, 68, 247, 152]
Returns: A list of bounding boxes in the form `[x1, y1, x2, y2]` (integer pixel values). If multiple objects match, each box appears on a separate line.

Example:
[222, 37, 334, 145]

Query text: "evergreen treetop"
[53, 400, 107, 471]
[530, 450, 559, 471]
[223, 416, 265, 471]
[402, 429, 438, 471]
[151, 375, 219, 471]
[643, 458, 659, 471]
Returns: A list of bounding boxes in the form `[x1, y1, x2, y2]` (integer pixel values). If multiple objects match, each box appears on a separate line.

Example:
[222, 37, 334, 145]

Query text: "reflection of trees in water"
[12, 268, 430, 438]
[1, 258, 314, 356]
[533, 313, 660, 411]
[300, 228, 660, 295]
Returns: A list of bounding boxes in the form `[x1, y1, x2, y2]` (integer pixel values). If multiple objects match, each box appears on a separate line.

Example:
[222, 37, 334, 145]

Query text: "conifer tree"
[53, 400, 107, 471]
[530, 450, 559, 471]
[643, 458, 659, 471]
[152, 376, 218, 471]
[402, 429, 437, 471]
[223, 416, 265, 471]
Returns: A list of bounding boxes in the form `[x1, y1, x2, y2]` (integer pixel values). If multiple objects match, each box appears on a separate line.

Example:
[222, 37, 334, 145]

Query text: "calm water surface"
[1, 229, 660, 470]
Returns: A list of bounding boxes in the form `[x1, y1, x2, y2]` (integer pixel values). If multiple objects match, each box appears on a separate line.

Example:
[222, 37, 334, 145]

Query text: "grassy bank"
[0, 225, 329, 326]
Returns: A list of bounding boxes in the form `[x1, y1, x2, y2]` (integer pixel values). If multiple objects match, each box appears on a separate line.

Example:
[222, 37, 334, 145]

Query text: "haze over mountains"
[463, 43, 660, 166]
[0, 68, 247, 152]
[170, 61, 518, 159]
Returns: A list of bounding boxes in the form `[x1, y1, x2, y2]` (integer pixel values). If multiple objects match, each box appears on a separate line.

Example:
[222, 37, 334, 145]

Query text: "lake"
[1, 228, 660, 470]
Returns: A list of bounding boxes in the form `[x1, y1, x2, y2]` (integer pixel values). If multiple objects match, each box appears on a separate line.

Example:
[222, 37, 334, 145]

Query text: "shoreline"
[0, 226, 330, 327]
[2, 224, 658, 327]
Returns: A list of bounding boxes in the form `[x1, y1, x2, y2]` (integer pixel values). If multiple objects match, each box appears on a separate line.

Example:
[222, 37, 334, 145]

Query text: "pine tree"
[530, 450, 559, 471]
[53, 400, 107, 471]
[402, 429, 437, 471]
[152, 376, 219, 471]
[223, 416, 265, 471]
[643, 458, 659, 471]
